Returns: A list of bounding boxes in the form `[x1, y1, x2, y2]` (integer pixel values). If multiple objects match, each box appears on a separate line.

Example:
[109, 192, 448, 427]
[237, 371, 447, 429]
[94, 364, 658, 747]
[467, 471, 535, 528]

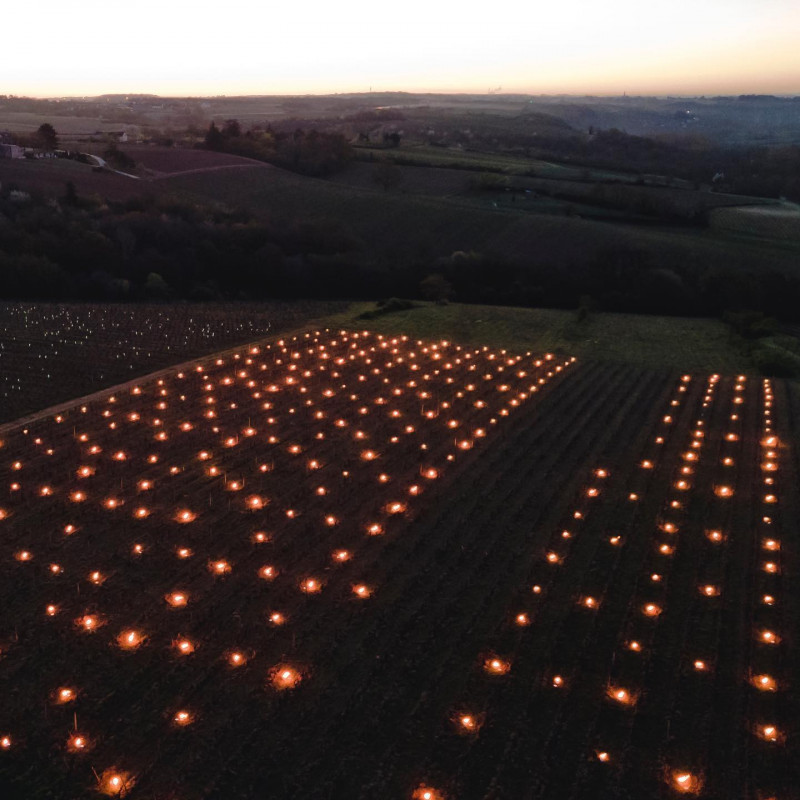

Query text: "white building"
[0, 143, 25, 159]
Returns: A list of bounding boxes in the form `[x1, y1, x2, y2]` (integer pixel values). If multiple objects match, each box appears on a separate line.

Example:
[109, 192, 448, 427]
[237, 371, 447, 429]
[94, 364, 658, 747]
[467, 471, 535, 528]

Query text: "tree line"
[3, 181, 800, 329]
[203, 120, 353, 176]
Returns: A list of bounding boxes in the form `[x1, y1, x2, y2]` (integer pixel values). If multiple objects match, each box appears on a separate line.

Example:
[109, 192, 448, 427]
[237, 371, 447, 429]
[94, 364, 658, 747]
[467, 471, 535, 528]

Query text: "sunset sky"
[4, 0, 799, 97]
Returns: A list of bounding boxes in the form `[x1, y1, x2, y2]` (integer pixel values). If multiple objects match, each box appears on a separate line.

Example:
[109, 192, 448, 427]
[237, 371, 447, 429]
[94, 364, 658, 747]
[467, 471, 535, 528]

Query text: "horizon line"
[6, 90, 800, 101]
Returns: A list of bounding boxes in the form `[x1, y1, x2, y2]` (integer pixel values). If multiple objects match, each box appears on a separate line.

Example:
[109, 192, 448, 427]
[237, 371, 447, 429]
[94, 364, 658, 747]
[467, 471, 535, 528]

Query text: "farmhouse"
[0, 143, 25, 159]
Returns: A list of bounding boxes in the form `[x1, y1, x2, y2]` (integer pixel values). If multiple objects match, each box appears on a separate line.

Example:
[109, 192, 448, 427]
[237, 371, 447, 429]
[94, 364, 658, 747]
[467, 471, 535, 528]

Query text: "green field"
[360, 142, 669, 183]
[325, 302, 751, 373]
[165, 163, 800, 275]
[709, 202, 800, 241]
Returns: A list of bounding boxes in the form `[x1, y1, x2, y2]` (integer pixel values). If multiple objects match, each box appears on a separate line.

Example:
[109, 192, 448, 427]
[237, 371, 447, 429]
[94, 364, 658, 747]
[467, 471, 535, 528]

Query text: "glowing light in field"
[174, 638, 195, 655]
[270, 664, 302, 690]
[173, 710, 194, 726]
[751, 674, 777, 691]
[607, 686, 635, 706]
[247, 495, 266, 510]
[166, 592, 188, 607]
[484, 657, 510, 675]
[76, 614, 103, 632]
[66, 733, 89, 753]
[757, 724, 781, 743]
[671, 770, 702, 794]
[458, 714, 480, 733]
[228, 651, 247, 667]
[758, 630, 780, 645]
[258, 565, 277, 580]
[54, 687, 77, 704]
[98, 768, 134, 796]
[412, 786, 444, 800]
[117, 629, 145, 649]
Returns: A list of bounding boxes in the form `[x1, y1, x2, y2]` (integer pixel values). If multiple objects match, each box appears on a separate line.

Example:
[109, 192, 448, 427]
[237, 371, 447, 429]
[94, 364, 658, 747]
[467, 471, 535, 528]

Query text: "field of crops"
[0, 302, 347, 425]
[0, 327, 797, 800]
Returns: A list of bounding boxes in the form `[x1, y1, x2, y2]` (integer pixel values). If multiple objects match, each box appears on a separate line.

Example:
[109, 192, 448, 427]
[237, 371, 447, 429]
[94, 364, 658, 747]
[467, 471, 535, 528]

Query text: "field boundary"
[151, 163, 272, 180]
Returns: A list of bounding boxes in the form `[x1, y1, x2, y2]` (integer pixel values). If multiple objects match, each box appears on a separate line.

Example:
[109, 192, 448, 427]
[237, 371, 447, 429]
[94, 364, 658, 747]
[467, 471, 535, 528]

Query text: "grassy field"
[335, 302, 750, 372]
[329, 161, 773, 225]
[163, 162, 800, 276]
[709, 203, 800, 241]
[356, 142, 683, 184]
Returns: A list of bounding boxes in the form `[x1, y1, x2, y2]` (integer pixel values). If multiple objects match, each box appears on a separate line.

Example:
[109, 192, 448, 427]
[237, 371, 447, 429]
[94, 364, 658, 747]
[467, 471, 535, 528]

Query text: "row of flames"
[0, 330, 576, 796]
[415, 372, 787, 799]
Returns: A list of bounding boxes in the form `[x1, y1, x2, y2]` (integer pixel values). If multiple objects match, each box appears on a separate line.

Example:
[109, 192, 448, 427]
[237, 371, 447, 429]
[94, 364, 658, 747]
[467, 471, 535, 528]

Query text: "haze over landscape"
[4, 0, 800, 96]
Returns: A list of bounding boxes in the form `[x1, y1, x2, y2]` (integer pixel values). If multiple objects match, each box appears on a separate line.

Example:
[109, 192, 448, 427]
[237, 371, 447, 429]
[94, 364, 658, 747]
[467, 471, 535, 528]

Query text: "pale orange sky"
[3, 0, 799, 97]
